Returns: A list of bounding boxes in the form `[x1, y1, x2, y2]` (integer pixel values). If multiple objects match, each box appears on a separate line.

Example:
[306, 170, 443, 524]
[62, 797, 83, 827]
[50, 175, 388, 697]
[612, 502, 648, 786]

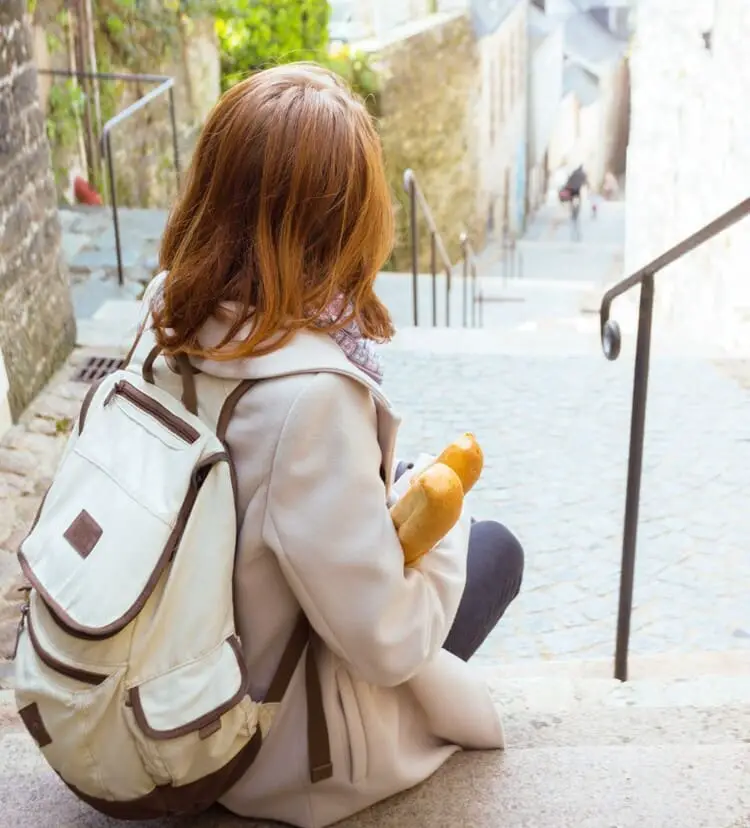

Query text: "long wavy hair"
[153, 62, 395, 360]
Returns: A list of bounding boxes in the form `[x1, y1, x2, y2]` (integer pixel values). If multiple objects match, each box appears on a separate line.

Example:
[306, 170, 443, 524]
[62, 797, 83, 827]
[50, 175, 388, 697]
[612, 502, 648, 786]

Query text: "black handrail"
[38, 69, 180, 286]
[403, 169, 453, 327]
[459, 232, 481, 327]
[600, 195, 750, 682]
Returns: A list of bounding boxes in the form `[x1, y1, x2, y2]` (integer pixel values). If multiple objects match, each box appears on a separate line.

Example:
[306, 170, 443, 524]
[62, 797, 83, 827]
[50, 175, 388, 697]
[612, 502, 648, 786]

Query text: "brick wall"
[0, 0, 76, 419]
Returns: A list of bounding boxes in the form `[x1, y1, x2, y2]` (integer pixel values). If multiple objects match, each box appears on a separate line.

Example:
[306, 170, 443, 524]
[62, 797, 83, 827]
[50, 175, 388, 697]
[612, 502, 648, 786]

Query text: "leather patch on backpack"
[18, 702, 52, 748]
[64, 510, 103, 559]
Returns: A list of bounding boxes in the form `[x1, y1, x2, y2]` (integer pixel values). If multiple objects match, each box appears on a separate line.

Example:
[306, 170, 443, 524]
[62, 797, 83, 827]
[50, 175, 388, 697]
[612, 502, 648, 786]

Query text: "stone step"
[2, 658, 749, 828]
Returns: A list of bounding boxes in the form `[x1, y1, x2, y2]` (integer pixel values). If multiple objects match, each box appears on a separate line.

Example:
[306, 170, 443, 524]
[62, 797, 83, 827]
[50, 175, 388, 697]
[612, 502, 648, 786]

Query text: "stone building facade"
[0, 0, 76, 425]
[363, 4, 529, 270]
[625, 0, 750, 348]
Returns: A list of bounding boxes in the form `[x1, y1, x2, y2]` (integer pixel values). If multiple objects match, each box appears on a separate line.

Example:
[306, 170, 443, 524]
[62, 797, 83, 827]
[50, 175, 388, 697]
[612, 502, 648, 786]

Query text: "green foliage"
[323, 45, 381, 116]
[215, 0, 330, 88]
[95, 0, 184, 71]
[46, 80, 86, 149]
[46, 79, 87, 192]
[214, 0, 381, 117]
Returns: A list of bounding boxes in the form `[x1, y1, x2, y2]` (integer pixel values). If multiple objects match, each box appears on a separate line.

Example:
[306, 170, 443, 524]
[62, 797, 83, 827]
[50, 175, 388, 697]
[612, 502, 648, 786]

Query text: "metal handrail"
[403, 169, 453, 326]
[459, 232, 481, 327]
[600, 195, 750, 682]
[38, 69, 180, 286]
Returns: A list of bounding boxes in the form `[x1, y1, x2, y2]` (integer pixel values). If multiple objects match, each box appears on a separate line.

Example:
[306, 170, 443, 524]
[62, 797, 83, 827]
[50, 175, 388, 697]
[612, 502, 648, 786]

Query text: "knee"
[472, 520, 525, 582]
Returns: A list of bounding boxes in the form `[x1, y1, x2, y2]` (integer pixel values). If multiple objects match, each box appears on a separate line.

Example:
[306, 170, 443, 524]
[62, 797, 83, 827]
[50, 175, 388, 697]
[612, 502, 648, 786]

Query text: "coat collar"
[192, 322, 395, 414]
[191, 316, 402, 491]
[147, 271, 395, 414]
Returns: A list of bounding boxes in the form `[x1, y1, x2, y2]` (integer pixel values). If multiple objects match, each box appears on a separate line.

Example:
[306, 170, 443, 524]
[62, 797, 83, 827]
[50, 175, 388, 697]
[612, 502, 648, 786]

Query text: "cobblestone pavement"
[3, 204, 747, 671]
[385, 337, 750, 664]
[60, 207, 166, 321]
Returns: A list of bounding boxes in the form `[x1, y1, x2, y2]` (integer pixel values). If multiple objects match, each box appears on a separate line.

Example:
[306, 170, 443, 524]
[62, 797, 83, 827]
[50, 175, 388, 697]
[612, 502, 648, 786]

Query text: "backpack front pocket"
[14, 617, 152, 802]
[124, 637, 261, 789]
[18, 383, 210, 639]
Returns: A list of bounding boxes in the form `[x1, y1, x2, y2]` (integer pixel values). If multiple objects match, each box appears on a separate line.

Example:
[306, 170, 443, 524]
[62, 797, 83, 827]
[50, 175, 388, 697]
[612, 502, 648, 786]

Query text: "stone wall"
[0, 0, 76, 421]
[32, 3, 221, 209]
[625, 0, 750, 348]
[374, 13, 483, 271]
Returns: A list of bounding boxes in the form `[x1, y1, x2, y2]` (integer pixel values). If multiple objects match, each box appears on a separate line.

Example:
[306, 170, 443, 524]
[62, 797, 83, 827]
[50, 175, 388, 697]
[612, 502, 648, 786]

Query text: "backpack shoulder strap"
[119, 302, 332, 784]
[123, 322, 252, 437]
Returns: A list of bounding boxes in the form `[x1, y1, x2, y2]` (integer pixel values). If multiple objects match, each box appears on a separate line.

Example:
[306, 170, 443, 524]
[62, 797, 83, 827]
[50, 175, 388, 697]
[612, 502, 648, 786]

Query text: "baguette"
[390, 463, 464, 565]
[389, 433, 484, 565]
[435, 432, 483, 493]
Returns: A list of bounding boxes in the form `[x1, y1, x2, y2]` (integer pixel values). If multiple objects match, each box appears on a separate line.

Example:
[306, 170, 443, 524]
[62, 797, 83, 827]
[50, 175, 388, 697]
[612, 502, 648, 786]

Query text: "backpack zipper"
[12, 602, 29, 660]
[104, 380, 200, 444]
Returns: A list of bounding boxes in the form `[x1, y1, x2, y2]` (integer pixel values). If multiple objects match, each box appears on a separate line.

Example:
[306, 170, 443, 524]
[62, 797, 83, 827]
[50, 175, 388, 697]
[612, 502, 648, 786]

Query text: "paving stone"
[0, 449, 39, 479]
[31, 394, 83, 422]
[69, 245, 142, 273]
[0, 473, 35, 498]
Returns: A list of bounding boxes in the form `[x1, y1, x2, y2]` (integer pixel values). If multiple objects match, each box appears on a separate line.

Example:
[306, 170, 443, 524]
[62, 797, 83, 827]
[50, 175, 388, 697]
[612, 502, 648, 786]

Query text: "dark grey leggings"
[395, 461, 524, 662]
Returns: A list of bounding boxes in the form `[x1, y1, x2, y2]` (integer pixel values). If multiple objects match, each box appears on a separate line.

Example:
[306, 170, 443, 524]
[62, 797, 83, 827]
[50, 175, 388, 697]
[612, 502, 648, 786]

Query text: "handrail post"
[168, 85, 181, 186]
[103, 132, 124, 287]
[430, 231, 437, 327]
[471, 263, 477, 327]
[614, 271, 655, 682]
[445, 267, 451, 327]
[461, 235, 468, 327]
[409, 177, 419, 326]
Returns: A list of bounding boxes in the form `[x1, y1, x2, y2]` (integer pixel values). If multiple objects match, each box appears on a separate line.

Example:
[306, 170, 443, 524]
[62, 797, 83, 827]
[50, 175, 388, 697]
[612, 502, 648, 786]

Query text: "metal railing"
[38, 69, 180, 286]
[459, 232, 481, 327]
[404, 168, 484, 328]
[404, 169, 454, 327]
[600, 196, 750, 682]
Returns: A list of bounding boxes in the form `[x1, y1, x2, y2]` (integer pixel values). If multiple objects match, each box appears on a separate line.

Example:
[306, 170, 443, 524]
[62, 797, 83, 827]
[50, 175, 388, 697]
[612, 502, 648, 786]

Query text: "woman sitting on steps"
[150, 62, 525, 827]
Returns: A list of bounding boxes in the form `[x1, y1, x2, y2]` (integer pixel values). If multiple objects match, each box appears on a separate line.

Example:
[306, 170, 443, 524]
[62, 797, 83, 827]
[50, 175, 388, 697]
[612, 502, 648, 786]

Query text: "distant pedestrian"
[562, 165, 588, 241]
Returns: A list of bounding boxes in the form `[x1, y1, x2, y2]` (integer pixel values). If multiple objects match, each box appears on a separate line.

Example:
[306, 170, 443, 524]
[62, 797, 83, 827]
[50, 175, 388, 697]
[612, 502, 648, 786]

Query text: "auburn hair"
[154, 62, 395, 360]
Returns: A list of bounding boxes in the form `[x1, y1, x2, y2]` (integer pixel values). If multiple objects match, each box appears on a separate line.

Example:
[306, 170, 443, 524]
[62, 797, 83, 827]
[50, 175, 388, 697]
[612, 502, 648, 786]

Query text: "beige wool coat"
[145, 276, 505, 827]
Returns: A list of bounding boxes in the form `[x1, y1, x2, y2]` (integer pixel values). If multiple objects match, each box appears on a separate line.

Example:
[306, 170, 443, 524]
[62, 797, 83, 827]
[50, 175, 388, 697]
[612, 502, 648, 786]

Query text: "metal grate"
[72, 356, 125, 383]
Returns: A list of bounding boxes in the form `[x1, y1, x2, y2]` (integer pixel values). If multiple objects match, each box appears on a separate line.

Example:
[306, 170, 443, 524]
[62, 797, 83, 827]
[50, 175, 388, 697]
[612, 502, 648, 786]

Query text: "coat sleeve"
[263, 372, 471, 687]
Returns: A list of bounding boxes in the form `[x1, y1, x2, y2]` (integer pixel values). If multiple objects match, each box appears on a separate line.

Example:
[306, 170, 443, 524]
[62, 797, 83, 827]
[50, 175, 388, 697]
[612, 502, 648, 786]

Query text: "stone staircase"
[2, 652, 749, 827]
[34, 199, 750, 825]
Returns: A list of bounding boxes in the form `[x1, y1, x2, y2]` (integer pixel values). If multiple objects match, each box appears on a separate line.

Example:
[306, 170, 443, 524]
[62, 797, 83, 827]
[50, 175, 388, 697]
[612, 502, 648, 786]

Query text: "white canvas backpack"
[12, 326, 332, 819]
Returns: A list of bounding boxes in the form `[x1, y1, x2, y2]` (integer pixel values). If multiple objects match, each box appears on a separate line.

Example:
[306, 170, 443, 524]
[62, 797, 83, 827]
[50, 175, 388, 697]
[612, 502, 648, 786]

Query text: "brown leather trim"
[199, 719, 222, 740]
[18, 702, 53, 748]
[78, 377, 104, 435]
[63, 510, 103, 559]
[216, 380, 256, 443]
[261, 614, 332, 784]
[26, 610, 109, 685]
[214, 379, 256, 521]
[19, 454, 224, 640]
[142, 345, 161, 384]
[129, 635, 248, 741]
[306, 638, 333, 783]
[174, 353, 198, 416]
[264, 613, 309, 704]
[64, 728, 263, 820]
[105, 380, 200, 444]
